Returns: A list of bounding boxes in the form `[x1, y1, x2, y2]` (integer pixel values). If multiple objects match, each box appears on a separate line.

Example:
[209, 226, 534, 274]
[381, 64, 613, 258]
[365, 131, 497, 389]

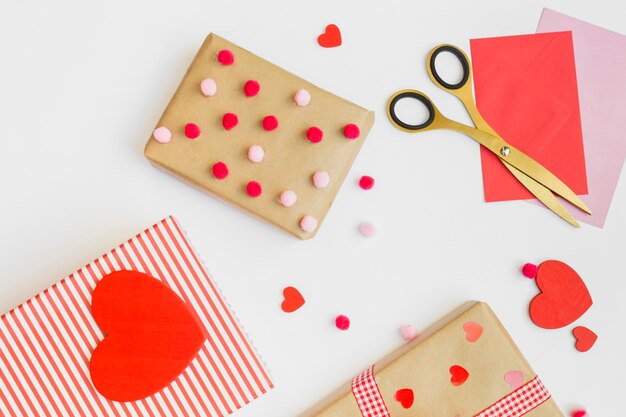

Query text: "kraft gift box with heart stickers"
[0, 216, 273, 417]
[144, 34, 375, 240]
[300, 302, 564, 417]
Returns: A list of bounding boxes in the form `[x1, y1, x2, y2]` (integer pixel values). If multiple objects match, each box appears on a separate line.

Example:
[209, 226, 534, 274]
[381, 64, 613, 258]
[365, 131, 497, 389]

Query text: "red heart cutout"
[394, 388, 414, 409]
[89, 270, 206, 401]
[281, 286, 305, 313]
[573, 326, 597, 352]
[317, 24, 342, 48]
[463, 321, 483, 343]
[529, 260, 592, 329]
[449, 365, 469, 386]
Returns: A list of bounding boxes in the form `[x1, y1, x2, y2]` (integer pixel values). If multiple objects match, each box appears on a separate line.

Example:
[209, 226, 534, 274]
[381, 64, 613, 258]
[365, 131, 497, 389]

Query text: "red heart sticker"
[573, 326, 597, 352]
[317, 24, 342, 48]
[89, 270, 206, 401]
[529, 260, 592, 329]
[449, 365, 469, 386]
[394, 388, 414, 409]
[281, 286, 305, 313]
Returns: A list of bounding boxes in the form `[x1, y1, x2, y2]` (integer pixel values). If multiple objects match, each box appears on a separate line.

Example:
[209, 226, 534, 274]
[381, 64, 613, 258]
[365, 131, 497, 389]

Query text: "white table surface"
[1, 0, 624, 415]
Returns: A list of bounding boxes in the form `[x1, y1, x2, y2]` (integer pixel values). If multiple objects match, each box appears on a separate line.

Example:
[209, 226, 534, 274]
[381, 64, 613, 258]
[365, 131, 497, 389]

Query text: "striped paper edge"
[0, 216, 273, 416]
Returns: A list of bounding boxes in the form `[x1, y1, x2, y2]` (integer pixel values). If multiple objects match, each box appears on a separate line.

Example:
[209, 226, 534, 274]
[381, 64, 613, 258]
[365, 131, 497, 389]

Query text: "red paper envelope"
[470, 32, 588, 202]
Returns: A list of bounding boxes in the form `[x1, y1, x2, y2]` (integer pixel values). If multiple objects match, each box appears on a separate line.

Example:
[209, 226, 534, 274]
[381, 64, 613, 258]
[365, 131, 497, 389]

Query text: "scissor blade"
[503, 163, 580, 227]
[500, 145, 592, 215]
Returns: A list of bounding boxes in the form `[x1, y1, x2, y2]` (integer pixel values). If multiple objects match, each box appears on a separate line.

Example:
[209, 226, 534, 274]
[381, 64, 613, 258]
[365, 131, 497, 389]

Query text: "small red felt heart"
[89, 271, 206, 402]
[449, 365, 469, 386]
[281, 286, 305, 313]
[317, 24, 342, 48]
[394, 388, 414, 409]
[463, 321, 483, 343]
[573, 326, 597, 352]
[529, 260, 592, 329]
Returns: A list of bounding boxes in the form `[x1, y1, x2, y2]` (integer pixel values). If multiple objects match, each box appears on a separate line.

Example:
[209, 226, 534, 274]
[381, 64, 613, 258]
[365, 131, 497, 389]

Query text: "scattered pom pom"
[212, 162, 229, 180]
[262, 115, 278, 131]
[222, 113, 239, 130]
[300, 215, 318, 232]
[313, 171, 330, 188]
[184, 123, 201, 139]
[359, 222, 376, 237]
[244, 80, 260, 97]
[306, 127, 323, 143]
[400, 324, 417, 341]
[359, 175, 375, 190]
[571, 410, 587, 417]
[278, 190, 298, 207]
[335, 315, 350, 331]
[294, 89, 311, 106]
[343, 123, 360, 139]
[200, 78, 217, 96]
[153, 126, 172, 143]
[522, 263, 538, 279]
[246, 181, 262, 198]
[217, 49, 234, 65]
[248, 145, 265, 163]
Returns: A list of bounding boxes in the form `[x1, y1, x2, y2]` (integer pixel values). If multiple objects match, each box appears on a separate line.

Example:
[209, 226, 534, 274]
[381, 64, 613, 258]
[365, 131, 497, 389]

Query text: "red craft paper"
[470, 32, 588, 202]
[90, 270, 207, 402]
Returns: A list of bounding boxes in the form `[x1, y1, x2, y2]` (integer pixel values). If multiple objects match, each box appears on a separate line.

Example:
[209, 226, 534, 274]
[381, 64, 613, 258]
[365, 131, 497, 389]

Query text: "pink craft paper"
[537, 8, 626, 227]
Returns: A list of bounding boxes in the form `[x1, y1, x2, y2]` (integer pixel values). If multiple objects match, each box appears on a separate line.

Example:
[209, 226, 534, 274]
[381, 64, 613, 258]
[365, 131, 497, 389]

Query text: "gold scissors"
[387, 44, 591, 227]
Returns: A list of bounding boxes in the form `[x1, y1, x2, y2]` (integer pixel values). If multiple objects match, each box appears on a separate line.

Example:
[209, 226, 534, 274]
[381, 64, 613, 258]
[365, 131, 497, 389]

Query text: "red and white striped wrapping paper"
[0, 216, 273, 417]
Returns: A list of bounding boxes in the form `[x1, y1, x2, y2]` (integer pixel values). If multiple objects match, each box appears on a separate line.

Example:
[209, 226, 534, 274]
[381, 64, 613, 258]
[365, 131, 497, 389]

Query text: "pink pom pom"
[571, 410, 587, 417]
[294, 89, 311, 106]
[400, 325, 417, 341]
[522, 263, 538, 279]
[153, 126, 172, 143]
[278, 190, 298, 207]
[300, 215, 318, 233]
[335, 315, 350, 331]
[359, 222, 376, 237]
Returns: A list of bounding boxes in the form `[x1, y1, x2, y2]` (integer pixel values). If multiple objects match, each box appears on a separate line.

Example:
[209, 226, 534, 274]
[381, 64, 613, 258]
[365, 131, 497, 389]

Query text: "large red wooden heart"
[89, 270, 206, 402]
[529, 260, 592, 329]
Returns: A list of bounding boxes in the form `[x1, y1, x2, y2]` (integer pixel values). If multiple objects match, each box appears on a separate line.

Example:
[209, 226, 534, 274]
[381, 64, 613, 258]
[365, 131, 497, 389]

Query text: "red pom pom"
[222, 113, 239, 130]
[359, 175, 375, 190]
[246, 181, 262, 197]
[571, 410, 587, 417]
[212, 162, 229, 180]
[217, 49, 234, 65]
[262, 115, 278, 131]
[244, 80, 260, 97]
[184, 123, 201, 139]
[343, 123, 360, 139]
[522, 263, 538, 279]
[335, 315, 350, 331]
[306, 126, 323, 143]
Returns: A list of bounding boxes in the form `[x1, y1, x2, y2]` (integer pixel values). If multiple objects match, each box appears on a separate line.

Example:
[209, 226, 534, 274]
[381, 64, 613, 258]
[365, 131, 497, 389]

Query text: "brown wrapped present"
[300, 302, 563, 417]
[145, 34, 374, 239]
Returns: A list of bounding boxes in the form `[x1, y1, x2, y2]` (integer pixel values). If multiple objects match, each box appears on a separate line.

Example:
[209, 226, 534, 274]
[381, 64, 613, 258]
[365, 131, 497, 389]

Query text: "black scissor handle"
[428, 45, 471, 91]
[387, 90, 436, 132]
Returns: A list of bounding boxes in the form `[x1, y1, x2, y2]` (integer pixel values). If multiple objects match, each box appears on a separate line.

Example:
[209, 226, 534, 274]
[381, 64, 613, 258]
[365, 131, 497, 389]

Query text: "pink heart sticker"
[504, 370, 525, 391]
[463, 321, 483, 343]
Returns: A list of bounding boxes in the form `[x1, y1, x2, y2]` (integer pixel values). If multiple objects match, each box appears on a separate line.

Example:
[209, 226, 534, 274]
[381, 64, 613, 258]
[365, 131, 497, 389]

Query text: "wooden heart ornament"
[528, 260, 592, 329]
[318, 24, 342, 48]
[573, 326, 597, 352]
[89, 270, 206, 402]
[281, 286, 305, 313]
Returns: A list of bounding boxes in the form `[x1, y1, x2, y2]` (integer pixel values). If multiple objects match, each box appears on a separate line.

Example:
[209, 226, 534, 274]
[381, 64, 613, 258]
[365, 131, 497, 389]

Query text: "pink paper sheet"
[537, 9, 626, 227]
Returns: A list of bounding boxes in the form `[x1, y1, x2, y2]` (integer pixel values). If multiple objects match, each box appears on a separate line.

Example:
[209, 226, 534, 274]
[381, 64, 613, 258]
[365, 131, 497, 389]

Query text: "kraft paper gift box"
[0, 216, 273, 417]
[300, 302, 563, 417]
[144, 34, 375, 240]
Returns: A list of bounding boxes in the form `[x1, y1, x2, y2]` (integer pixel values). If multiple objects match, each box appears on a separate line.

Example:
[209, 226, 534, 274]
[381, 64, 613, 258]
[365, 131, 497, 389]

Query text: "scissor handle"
[427, 44, 471, 92]
[387, 90, 441, 132]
